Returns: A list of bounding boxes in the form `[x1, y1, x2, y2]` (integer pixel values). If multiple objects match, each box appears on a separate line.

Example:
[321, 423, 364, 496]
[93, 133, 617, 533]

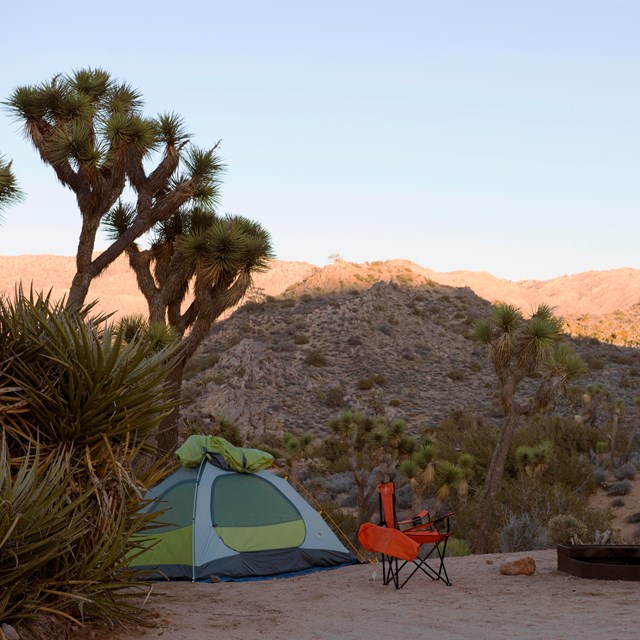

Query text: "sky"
[1, 0, 638, 281]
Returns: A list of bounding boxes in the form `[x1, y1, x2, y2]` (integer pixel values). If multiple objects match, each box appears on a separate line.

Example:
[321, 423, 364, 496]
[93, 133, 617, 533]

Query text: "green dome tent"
[129, 436, 355, 580]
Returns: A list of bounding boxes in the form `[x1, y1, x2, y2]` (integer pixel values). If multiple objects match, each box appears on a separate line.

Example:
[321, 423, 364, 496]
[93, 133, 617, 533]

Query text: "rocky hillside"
[181, 280, 640, 440]
[3, 253, 640, 437]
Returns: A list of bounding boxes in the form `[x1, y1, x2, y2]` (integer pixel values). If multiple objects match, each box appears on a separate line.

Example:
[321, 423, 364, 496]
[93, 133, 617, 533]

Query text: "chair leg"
[381, 553, 403, 589]
[407, 541, 451, 587]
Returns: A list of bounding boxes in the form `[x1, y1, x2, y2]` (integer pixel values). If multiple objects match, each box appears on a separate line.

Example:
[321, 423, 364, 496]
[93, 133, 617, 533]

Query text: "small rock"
[1, 623, 20, 640]
[210, 575, 221, 583]
[499, 556, 536, 576]
[485, 559, 494, 565]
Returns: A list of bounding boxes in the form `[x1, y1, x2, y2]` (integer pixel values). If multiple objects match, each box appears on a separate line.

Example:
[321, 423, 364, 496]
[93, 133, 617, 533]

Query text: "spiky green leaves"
[473, 302, 576, 380]
[71, 67, 112, 102]
[176, 214, 273, 283]
[493, 303, 523, 333]
[102, 200, 136, 240]
[6, 69, 188, 174]
[104, 112, 157, 154]
[0, 291, 178, 449]
[0, 155, 22, 218]
[0, 292, 176, 627]
[117, 315, 180, 351]
[434, 460, 467, 502]
[179, 146, 225, 207]
[155, 112, 190, 148]
[544, 343, 587, 382]
[515, 440, 553, 476]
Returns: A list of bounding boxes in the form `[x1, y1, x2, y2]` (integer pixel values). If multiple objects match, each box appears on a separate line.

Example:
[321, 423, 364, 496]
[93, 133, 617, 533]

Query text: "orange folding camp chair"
[359, 481, 453, 588]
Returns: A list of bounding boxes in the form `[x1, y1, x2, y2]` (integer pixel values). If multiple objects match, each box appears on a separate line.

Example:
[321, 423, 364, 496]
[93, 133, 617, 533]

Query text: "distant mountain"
[1, 254, 639, 329]
[282, 259, 640, 317]
[0, 254, 315, 320]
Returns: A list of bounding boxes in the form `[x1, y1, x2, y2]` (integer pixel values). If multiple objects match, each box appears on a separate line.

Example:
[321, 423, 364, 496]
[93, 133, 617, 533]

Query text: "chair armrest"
[398, 509, 430, 528]
[405, 511, 455, 535]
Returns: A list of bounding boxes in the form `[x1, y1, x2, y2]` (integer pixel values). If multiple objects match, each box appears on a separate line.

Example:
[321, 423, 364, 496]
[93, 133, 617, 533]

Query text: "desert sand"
[115, 549, 639, 640]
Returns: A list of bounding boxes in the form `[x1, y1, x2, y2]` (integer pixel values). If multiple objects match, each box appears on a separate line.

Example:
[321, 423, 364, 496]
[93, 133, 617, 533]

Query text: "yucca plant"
[0, 290, 177, 631]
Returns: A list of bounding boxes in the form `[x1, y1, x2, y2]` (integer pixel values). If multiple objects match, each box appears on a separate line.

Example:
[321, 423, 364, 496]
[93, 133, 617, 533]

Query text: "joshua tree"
[323, 411, 415, 532]
[281, 431, 315, 480]
[104, 206, 273, 452]
[398, 438, 471, 513]
[0, 154, 21, 220]
[471, 303, 587, 553]
[6, 68, 220, 308]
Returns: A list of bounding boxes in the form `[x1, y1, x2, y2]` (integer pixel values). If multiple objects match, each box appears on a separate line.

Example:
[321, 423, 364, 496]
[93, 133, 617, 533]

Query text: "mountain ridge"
[2, 254, 639, 319]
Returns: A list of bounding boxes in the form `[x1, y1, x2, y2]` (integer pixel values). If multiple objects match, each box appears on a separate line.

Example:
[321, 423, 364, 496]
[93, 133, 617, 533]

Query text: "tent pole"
[192, 459, 207, 582]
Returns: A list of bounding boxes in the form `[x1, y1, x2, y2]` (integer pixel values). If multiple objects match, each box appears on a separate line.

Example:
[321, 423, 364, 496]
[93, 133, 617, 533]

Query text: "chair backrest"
[378, 482, 398, 529]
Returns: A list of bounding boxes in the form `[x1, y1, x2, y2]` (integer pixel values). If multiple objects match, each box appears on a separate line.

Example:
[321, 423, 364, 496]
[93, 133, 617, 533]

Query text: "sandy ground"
[107, 549, 640, 640]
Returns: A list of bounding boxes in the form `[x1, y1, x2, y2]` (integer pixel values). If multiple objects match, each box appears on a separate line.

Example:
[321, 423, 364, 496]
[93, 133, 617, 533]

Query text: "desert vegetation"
[179, 284, 640, 558]
[3, 66, 640, 639]
[0, 291, 177, 637]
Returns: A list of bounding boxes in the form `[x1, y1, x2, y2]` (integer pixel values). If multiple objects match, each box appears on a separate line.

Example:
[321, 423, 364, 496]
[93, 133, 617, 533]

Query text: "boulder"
[499, 556, 536, 576]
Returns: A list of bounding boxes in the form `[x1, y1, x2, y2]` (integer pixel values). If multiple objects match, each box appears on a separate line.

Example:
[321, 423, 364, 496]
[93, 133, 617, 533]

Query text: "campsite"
[2, 4, 640, 640]
[62, 549, 638, 640]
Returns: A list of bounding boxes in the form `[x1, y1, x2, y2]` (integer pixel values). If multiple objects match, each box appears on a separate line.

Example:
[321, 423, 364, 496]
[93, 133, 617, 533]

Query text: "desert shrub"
[547, 514, 588, 545]
[305, 349, 327, 367]
[606, 479, 632, 496]
[294, 334, 310, 345]
[498, 512, 548, 552]
[596, 441, 609, 454]
[611, 498, 625, 508]
[357, 376, 375, 390]
[317, 501, 357, 545]
[613, 463, 637, 481]
[446, 368, 465, 381]
[498, 476, 610, 545]
[212, 416, 244, 446]
[627, 512, 640, 524]
[389, 398, 401, 408]
[0, 292, 176, 629]
[357, 374, 386, 390]
[321, 386, 346, 408]
[592, 466, 606, 485]
[322, 472, 354, 497]
[446, 538, 471, 557]
[183, 351, 220, 378]
[585, 356, 605, 371]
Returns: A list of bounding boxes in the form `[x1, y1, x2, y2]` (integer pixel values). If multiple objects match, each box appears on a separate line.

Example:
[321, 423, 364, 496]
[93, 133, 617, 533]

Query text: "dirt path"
[99, 549, 640, 640]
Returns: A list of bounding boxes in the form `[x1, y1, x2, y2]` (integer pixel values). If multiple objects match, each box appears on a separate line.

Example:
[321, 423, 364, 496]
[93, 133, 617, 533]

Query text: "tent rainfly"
[129, 435, 355, 580]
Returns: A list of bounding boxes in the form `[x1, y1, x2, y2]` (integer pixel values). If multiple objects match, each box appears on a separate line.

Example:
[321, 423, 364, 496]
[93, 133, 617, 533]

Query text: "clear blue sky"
[1, 0, 638, 281]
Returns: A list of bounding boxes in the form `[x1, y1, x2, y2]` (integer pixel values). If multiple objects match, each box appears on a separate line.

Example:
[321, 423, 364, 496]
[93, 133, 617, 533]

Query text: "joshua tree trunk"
[473, 409, 520, 554]
[156, 358, 186, 454]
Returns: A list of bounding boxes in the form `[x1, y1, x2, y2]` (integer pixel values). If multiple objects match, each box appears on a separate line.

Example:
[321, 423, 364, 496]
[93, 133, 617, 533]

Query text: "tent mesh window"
[211, 474, 306, 552]
[146, 480, 197, 533]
